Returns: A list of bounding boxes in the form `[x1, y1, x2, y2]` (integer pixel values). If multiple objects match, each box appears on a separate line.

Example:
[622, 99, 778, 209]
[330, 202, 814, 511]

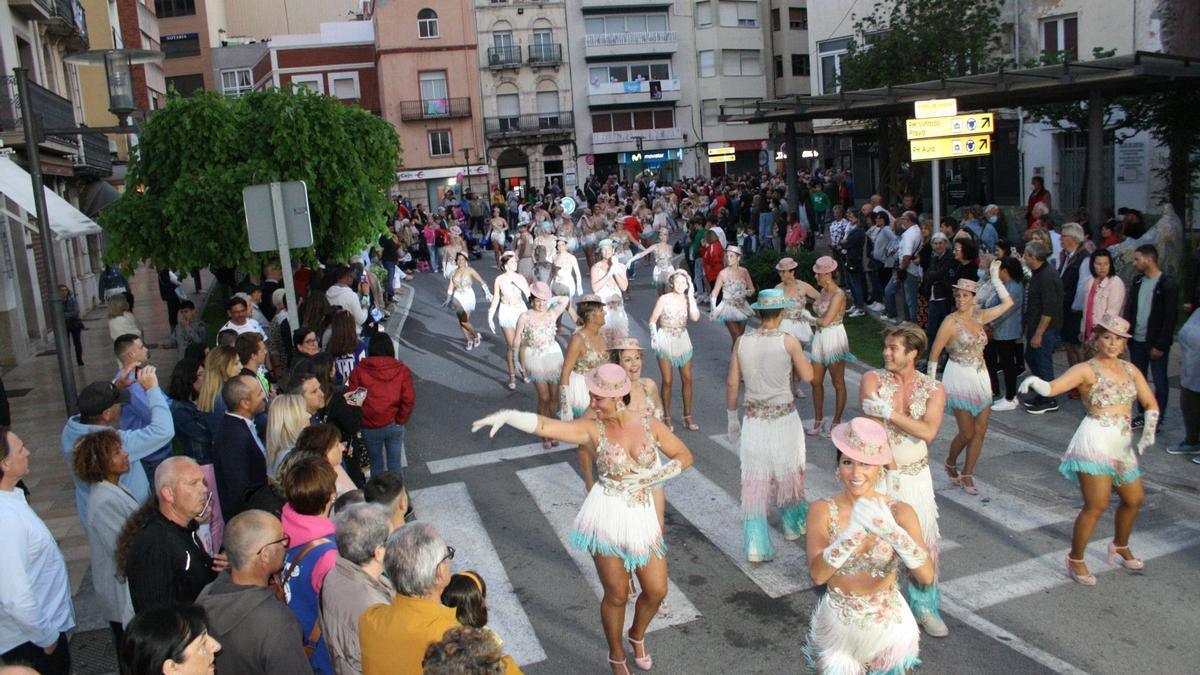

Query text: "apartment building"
[157, 0, 222, 94]
[474, 0, 574, 195]
[223, 0, 364, 41]
[766, 0, 808, 98]
[374, 0, 486, 208]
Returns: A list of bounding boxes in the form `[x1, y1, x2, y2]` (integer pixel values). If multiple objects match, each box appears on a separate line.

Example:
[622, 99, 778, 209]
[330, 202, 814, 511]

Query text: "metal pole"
[932, 159, 942, 232]
[15, 68, 78, 415]
[270, 182, 300, 331]
[784, 122, 799, 220]
[1086, 90, 1104, 230]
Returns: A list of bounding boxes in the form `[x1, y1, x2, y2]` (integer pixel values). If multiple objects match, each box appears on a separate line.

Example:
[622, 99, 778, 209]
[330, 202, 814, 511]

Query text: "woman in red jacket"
[347, 333, 415, 477]
[701, 230, 725, 291]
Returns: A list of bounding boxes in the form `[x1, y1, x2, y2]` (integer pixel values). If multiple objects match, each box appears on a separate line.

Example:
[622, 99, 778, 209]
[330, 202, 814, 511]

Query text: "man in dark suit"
[212, 375, 267, 518]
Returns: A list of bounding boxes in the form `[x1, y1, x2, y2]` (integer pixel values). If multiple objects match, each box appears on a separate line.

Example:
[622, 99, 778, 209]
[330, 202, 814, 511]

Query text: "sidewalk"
[3, 267, 209, 672]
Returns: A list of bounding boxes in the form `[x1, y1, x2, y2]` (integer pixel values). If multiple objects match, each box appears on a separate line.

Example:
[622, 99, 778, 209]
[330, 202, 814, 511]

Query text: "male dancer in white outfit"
[858, 322, 950, 637]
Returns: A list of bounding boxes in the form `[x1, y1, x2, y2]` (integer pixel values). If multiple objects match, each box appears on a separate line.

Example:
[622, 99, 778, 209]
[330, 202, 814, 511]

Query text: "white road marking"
[939, 596, 1090, 675]
[516, 463, 702, 632]
[426, 441, 568, 474]
[666, 468, 813, 598]
[930, 470, 1066, 532]
[410, 483, 547, 666]
[941, 523, 1200, 611]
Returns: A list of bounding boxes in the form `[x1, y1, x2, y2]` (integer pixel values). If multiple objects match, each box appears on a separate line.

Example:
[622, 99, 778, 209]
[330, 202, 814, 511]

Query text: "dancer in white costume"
[710, 246, 755, 345]
[805, 417, 933, 675]
[592, 239, 630, 343]
[489, 206, 510, 268]
[629, 227, 678, 295]
[559, 295, 611, 420]
[514, 223, 536, 283]
[514, 281, 571, 448]
[443, 252, 491, 350]
[726, 289, 814, 561]
[927, 262, 1013, 496]
[533, 222, 557, 285]
[1018, 314, 1158, 586]
[441, 225, 466, 279]
[806, 256, 855, 437]
[472, 364, 693, 675]
[487, 252, 532, 390]
[648, 270, 701, 431]
[775, 257, 819, 348]
[860, 323, 949, 638]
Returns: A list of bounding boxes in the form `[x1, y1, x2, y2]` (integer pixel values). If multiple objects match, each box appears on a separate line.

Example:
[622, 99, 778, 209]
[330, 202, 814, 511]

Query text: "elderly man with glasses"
[360, 523, 521, 675]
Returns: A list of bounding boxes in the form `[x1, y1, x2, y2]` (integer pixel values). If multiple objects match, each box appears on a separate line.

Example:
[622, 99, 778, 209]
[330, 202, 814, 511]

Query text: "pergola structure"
[721, 52, 1200, 222]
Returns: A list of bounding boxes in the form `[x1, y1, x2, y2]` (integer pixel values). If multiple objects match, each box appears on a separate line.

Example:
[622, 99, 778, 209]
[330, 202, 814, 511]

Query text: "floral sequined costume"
[651, 300, 694, 367]
[1060, 361, 1141, 485]
[450, 274, 477, 314]
[810, 290, 855, 366]
[779, 286, 814, 346]
[563, 337, 611, 418]
[496, 281, 526, 330]
[520, 312, 564, 383]
[595, 261, 630, 341]
[940, 314, 992, 415]
[804, 498, 921, 675]
[652, 249, 675, 290]
[736, 328, 808, 561]
[874, 369, 943, 622]
[713, 277, 755, 323]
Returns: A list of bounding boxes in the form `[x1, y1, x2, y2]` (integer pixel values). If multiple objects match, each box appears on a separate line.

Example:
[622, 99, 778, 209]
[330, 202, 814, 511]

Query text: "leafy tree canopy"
[101, 86, 401, 273]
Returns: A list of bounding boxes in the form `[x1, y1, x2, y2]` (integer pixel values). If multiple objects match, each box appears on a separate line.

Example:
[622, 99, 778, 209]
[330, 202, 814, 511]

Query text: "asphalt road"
[392, 254, 1200, 675]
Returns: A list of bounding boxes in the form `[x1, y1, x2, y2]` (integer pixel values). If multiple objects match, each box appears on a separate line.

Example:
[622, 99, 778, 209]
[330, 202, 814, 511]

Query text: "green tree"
[101, 86, 401, 272]
[1123, 86, 1200, 223]
[838, 0, 1006, 201]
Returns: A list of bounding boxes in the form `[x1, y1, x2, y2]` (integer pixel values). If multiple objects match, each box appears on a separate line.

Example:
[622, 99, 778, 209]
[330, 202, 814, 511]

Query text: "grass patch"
[202, 285, 230, 346]
[843, 314, 886, 369]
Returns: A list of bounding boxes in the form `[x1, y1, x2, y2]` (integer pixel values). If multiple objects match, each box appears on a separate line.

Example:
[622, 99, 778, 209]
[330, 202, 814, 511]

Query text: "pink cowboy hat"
[831, 417, 892, 466]
[586, 363, 632, 399]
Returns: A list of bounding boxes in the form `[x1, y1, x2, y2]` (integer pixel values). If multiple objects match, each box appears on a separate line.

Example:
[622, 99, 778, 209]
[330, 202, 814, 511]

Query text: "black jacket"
[841, 226, 866, 273]
[922, 251, 954, 301]
[127, 511, 215, 613]
[212, 413, 267, 519]
[1123, 272, 1179, 351]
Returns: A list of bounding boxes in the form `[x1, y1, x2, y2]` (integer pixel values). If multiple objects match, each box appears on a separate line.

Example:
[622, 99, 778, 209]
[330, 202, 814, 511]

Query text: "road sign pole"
[932, 159, 942, 233]
[269, 182, 301, 332]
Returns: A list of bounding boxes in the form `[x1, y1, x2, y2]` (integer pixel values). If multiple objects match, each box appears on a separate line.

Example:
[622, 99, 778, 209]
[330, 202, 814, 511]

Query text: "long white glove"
[483, 287, 494, 301]
[850, 498, 929, 570]
[821, 517, 869, 569]
[727, 409, 741, 444]
[861, 395, 894, 421]
[471, 410, 539, 437]
[799, 309, 818, 324]
[612, 459, 684, 492]
[488, 313, 497, 334]
[557, 386, 574, 421]
[1137, 409, 1159, 454]
[989, 259, 1009, 300]
[1017, 376, 1051, 396]
[926, 359, 938, 380]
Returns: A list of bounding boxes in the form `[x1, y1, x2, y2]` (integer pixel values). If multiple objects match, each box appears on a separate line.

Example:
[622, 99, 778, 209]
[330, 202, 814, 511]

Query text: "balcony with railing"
[592, 127, 682, 146]
[487, 45, 522, 69]
[587, 78, 681, 106]
[527, 43, 563, 67]
[0, 75, 84, 155]
[75, 131, 113, 176]
[484, 111, 574, 139]
[46, 0, 89, 50]
[10, 0, 53, 20]
[398, 97, 472, 122]
[583, 31, 676, 58]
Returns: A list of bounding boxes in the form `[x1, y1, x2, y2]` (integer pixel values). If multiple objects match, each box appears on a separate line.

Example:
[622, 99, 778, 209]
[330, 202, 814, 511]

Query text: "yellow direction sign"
[707, 147, 736, 157]
[909, 135, 992, 161]
[906, 113, 994, 140]
[914, 98, 957, 119]
[709, 154, 736, 163]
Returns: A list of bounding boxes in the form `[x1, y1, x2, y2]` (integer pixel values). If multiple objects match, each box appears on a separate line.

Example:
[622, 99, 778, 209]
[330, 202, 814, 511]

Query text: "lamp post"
[13, 48, 162, 414]
[461, 146, 472, 197]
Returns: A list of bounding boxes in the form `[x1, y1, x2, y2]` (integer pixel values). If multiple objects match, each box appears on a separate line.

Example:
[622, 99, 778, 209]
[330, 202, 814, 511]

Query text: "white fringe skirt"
[810, 324, 855, 366]
[497, 302, 524, 330]
[491, 231, 507, 247]
[570, 481, 665, 572]
[451, 289, 476, 314]
[652, 264, 674, 289]
[599, 293, 628, 342]
[564, 371, 591, 417]
[780, 317, 813, 345]
[551, 274, 577, 298]
[804, 585, 920, 675]
[651, 326, 693, 367]
[442, 261, 458, 279]
[712, 296, 754, 323]
[739, 406, 806, 518]
[886, 460, 941, 570]
[942, 359, 993, 416]
[523, 342, 564, 383]
[1060, 415, 1140, 486]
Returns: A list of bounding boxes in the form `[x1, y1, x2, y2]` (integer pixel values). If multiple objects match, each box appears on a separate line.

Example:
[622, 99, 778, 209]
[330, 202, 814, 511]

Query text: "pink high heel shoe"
[959, 474, 979, 496]
[626, 633, 652, 671]
[1107, 542, 1145, 570]
[1065, 556, 1097, 586]
[608, 656, 631, 674]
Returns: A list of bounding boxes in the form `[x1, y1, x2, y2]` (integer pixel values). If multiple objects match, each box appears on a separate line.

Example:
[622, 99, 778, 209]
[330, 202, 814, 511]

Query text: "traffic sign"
[906, 113, 994, 140]
[909, 135, 992, 161]
[914, 98, 957, 119]
[707, 146, 735, 157]
[709, 154, 736, 163]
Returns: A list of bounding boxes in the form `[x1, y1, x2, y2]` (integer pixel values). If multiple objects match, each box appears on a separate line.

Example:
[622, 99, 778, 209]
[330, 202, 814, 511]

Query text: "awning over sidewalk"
[0, 156, 103, 238]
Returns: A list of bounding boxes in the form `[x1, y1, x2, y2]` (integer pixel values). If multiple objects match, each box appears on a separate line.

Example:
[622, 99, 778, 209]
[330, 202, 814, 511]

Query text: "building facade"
[223, 0, 364, 41]
[474, 0, 574, 196]
[766, 0, 808, 98]
[157, 0, 221, 94]
[374, 0, 486, 209]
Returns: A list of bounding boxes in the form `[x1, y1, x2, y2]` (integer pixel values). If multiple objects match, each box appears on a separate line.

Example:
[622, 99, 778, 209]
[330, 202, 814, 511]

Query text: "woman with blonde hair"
[108, 294, 142, 340]
[266, 394, 312, 474]
[196, 346, 243, 428]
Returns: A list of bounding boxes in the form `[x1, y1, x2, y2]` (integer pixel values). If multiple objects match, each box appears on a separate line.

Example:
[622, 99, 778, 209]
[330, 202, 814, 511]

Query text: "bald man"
[212, 375, 268, 518]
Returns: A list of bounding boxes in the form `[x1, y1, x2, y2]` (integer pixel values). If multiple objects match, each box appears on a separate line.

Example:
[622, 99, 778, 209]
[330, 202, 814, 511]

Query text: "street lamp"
[461, 146, 472, 197]
[13, 48, 163, 414]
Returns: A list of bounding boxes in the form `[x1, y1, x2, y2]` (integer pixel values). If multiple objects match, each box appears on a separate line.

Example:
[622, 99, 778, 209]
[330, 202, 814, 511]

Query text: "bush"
[742, 247, 821, 294]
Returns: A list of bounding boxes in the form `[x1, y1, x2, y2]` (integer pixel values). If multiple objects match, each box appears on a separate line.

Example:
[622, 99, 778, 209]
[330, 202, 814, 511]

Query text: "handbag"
[280, 537, 332, 659]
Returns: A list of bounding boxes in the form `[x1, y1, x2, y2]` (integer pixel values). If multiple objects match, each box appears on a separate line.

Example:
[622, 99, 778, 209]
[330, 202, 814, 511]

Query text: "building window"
[774, 55, 783, 78]
[418, 71, 448, 115]
[291, 75, 324, 94]
[584, 13, 669, 35]
[789, 7, 807, 30]
[701, 99, 719, 126]
[697, 1, 712, 28]
[818, 37, 851, 94]
[718, 1, 759, 28]
[1040, 14, 1078, 61]
[428, 130, 451, 157]
[329, 72, 360, 100]
[699, 50, 715, 77]
[770, 8, 780, 32]
[155, 0, 196, 18]
[722, 49, 762, 77]
[165, 73, 204, 96]
[591, 61, 672, 84]
[161, 33, 200, 59]
[418, 9, 439, 39]
[590, 109, 675, 132]
[536, 91, 560, 128]
[220, 68, 252, 97]
[791, 53, 810, 76]
[497, 92, 520, 131]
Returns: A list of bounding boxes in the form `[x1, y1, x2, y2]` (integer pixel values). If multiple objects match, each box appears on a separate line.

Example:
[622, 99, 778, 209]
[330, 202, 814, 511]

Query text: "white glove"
[471, 410, 539, 437]
[990, 259, 1010, 300]
[709, 296, 716, 312]
[1017, 376, 1051, 396]
[557, 386, 574, 422]
[799, 309, 818, 324]
[850, 498, 928, 570]
[442, 296, 452, 307]
[613, 459, 684, 492]
[484, 288, 494, 301]
[926, 359, 938, 380]
[862, 395, 894, 421]
[1137, 409, 1159, 455]
[727, 409, 741, 444]
[488, 314, 497, 334]
[821, 519, 869, 569]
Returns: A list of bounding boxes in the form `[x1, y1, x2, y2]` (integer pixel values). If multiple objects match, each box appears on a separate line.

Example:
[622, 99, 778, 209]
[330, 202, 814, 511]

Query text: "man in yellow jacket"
[359, 523, 521, 675]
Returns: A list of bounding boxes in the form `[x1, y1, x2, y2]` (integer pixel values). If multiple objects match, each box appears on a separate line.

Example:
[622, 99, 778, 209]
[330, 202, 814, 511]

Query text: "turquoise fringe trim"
[812, 351, 858, 367]
[782, 501, 809, 539]
[527, 375, 560, 384]
[654, 350, 693, 367]
[1058, 460, 1142, 486]
[907, 580, 941, 620]
[946, 399, 990, 416]
[743, 517, 773, 561]
[571, 406, 587, 418]
[803, 635, 921, 674]
[569, 529, 665, 572]
[715, 316, 751, 324]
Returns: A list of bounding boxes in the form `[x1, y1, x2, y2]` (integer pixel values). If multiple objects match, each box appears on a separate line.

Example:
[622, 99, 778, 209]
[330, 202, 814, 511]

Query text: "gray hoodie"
[196, 570, 314, 675]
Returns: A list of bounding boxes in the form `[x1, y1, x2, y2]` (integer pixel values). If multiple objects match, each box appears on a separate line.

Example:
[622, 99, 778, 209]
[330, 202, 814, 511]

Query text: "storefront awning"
[0, 157, 102, 238]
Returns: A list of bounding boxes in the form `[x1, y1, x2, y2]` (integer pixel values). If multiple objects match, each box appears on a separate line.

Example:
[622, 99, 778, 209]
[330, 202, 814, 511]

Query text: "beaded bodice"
[573, 334, 610, 373]
[654, 249, 673, 269]
[872, 369, 939, 448]
[722, 277, 749, 300]
[813, 287, 843, 327]
[658, 298, 689, 329]
[826, 498, 900, 579]
[947, 314, 988, 367]
[779, 283, 807, 321]
[452, 274, 473, 291]
[595, 412, 660, 477]
[498, 277, 526, 304]
[1086, 360, 1136, 410]
[521, 313, 557, 349]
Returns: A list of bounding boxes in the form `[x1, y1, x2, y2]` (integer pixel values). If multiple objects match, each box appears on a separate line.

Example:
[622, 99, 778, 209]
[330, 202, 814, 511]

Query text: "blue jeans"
[1025, 327, 1060, 403]
[383, 261, 397, 301]
[758, 221, 774, 250]
[429, 245, 441, 273]
[1129, 340, 1170, 418]
[361, 423, 405, 477]
[925, 298, 950, 349]
[884, 272, 919, 321]
[847, 270, 867, 310]
[693, 257, 705, 293]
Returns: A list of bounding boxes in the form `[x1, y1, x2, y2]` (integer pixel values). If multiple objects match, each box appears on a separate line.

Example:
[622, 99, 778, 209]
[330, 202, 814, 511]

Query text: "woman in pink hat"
[926, 261, 1013, 496]
[1018, 314, 1159, 585]
[648, 270, 701, 431]
[558, 295, 611, 420]
[444, 251, 492, 351]
[514, 282, 572, 447]
[804, 417, 933, 674]
[709, 245, 756, 345]
[486, 252, 532, 390]
[775, 257, 820, 396]
[473, 363, 693, 674]
[803, 255, 854, 436]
